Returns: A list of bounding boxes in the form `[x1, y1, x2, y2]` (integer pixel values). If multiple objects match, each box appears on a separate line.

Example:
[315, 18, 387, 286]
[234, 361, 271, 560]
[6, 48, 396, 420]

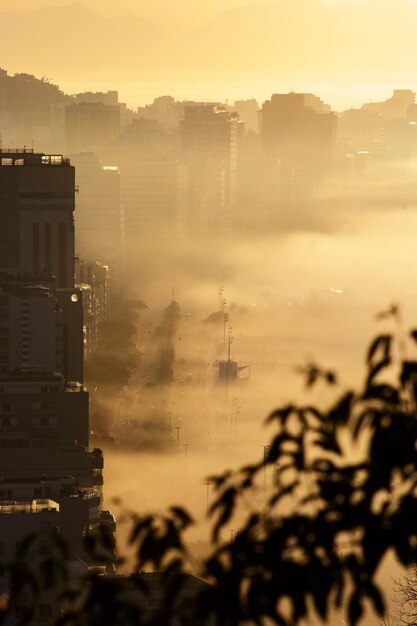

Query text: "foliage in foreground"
[3, 307, 417, 626]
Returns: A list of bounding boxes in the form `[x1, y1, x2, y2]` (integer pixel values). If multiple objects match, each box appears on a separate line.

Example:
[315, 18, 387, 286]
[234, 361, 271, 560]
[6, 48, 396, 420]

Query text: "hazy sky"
[0, 0, 366, 29]
[1, 0, 413, 108]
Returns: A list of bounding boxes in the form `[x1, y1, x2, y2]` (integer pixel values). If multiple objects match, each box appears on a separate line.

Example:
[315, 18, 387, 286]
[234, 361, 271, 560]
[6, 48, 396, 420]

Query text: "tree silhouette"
[3, 308, 417, 626]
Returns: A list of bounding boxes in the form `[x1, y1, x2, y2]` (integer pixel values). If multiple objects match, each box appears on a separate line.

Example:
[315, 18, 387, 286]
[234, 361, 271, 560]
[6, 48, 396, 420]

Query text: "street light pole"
[234, 406, 241, 447]
[204, 481, 211, 514]
[176, 426, 181, 449]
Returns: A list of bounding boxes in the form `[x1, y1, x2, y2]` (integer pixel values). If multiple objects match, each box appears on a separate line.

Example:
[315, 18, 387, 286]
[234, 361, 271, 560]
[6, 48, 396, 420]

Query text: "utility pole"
[263, 445, 270, 492]
[234, 405, 241, 447]
[226, 325, 233, 399]
[230, 397, 237, 440]
[228, 325, 233, 362]
[175, 426, 181, 449]
[223, 309, 228, 351]
[204, 481, 211, 514]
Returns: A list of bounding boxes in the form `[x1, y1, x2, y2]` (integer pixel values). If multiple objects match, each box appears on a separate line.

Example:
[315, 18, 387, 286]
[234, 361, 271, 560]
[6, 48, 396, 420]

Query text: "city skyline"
[1, 2, 417, 623]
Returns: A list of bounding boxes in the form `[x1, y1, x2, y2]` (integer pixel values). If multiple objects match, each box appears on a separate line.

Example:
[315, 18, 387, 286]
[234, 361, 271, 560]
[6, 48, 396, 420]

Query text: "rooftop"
[0, 150, 70, 167]
[0, 499, 59, 514]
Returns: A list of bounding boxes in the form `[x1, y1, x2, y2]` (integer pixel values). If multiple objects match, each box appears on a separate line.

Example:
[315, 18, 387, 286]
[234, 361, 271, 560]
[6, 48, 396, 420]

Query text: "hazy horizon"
[1, 0, 416, 619]
[0, 0, 368, 29]
[2, 0, 417, 111]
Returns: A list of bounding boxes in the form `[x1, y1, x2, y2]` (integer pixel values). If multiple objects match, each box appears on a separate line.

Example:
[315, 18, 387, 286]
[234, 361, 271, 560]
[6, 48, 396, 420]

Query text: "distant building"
[74, 90, 133, 128]
[383, 117, 417, 160]
[362, 89, 416, 120]
[65, 102, 121, 153]
[261, 93, 336, 217]
[76, 261, 110, 355]
[337, 108, 384, 148]
[75, 91, 119, 106]
[261, 92, 336, 166]
[70, 152, 123, 264]
[137, 95, 184, 130]
[233, 99, 259, 133]
[181, 104, 243, 230]
[123, 159, 188, 238]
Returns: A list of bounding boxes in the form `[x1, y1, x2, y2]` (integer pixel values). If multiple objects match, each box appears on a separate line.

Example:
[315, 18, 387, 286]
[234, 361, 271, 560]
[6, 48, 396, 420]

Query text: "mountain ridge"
[1, 1, 417, 93]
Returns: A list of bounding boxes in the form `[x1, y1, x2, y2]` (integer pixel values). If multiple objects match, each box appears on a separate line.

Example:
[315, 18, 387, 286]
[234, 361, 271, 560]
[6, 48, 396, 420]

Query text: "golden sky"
[0, 0, 366, 29]
[1, 0, 412, 109]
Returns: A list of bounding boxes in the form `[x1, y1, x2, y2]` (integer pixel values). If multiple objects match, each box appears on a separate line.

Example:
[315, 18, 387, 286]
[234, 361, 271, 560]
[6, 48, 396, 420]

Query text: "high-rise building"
[261, 93, 336, 217]
[65, 102, 121, 153]
[181, 104, 243, 230]
[76, 260, 110, 355]
[69, 153, 123, 265]
[0, 150, 75, 288]
[0, 282, 61, 375]
[233, 99, 259, 133]
[123, 159, 188, 240]
[0, 148, 115, 615]
[261, 93, 336, 166]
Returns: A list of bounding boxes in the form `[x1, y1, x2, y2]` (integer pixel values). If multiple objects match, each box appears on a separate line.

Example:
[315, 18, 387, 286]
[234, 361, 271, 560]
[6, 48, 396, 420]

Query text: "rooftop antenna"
[172, 286, 176, 302]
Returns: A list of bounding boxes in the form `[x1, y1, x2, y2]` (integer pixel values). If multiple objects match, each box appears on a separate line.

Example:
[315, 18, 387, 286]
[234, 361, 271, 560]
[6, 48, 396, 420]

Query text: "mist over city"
[1, 1, 417, 625]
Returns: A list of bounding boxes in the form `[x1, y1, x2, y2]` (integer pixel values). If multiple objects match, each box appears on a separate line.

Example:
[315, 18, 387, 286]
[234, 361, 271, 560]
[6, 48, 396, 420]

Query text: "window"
[38, 604, 52, 622]
[15, 541, 28, 557]
[15, 605, 29, 619]
[39, 541, 52, 555]
[1, 158, 12, 166]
